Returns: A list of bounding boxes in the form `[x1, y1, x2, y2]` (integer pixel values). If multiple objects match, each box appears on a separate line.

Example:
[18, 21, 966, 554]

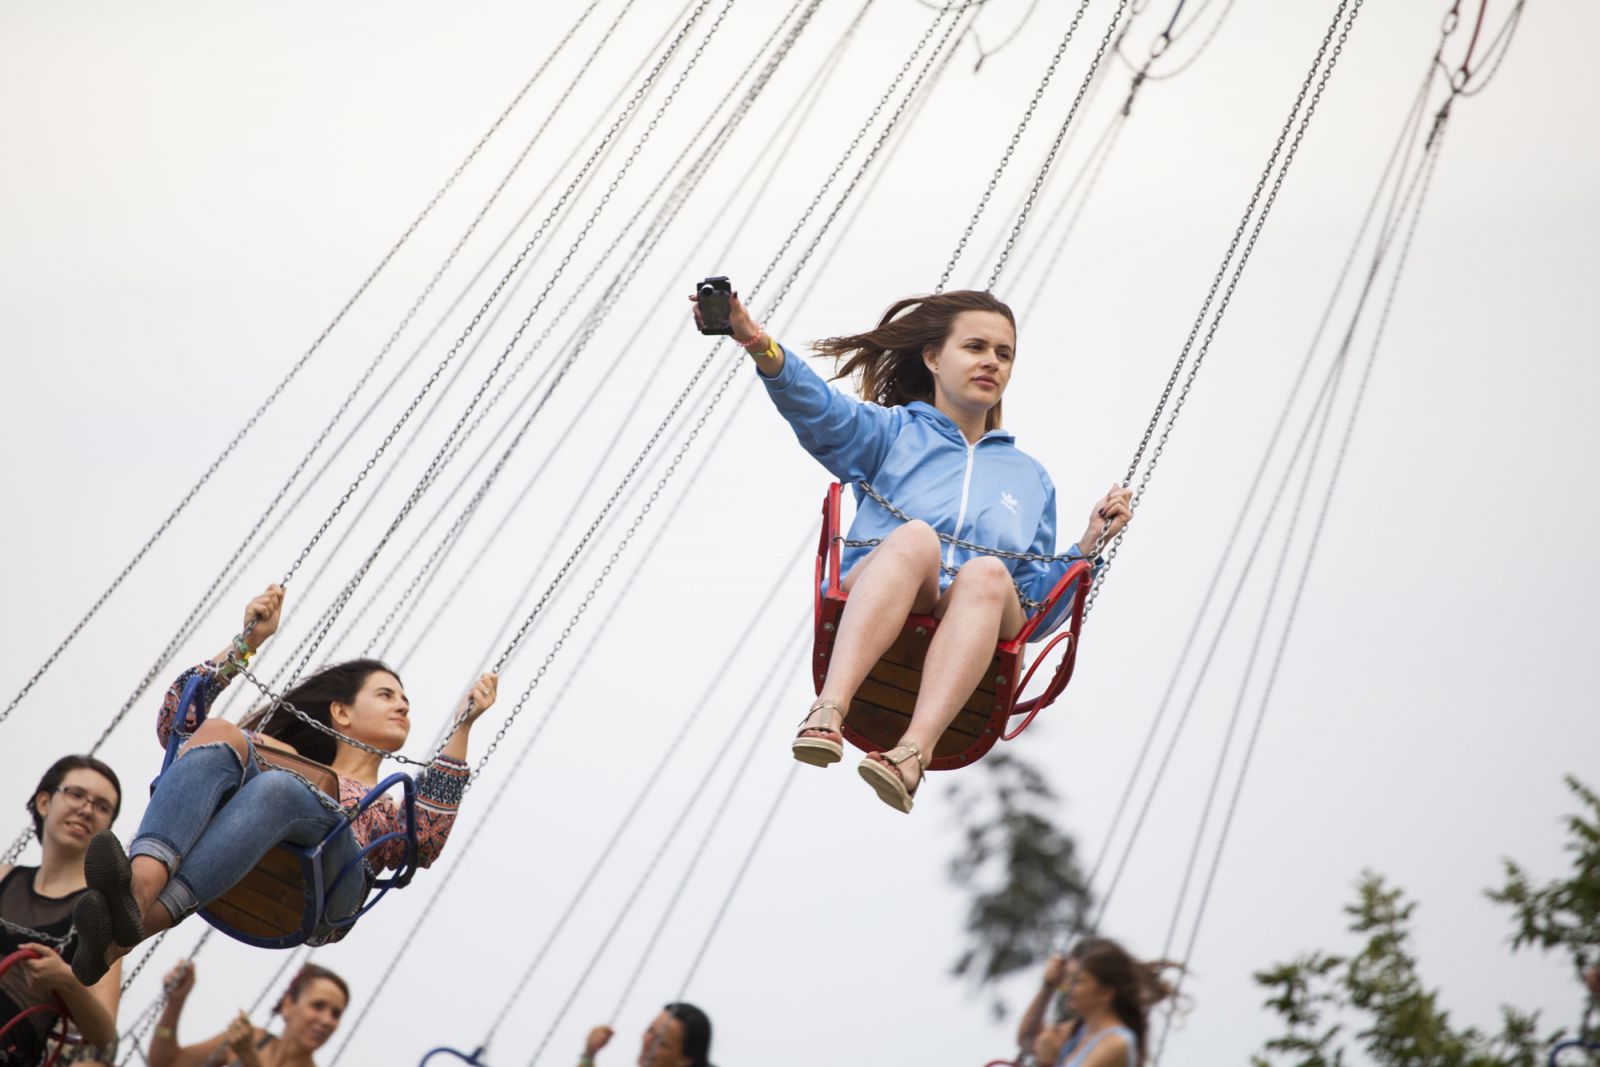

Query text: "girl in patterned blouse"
[69, 585, 497, 986]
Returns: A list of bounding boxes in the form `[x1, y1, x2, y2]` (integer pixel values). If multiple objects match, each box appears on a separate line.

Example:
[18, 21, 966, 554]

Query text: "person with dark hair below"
[0, 756, 125, 1065]
[691, 288, 1131, 813]
[579, 1004, 714, 1067]
[1015, 938, 1180, 1067]
[146, 959, 349, 1067]
[67, 584, 499, 986]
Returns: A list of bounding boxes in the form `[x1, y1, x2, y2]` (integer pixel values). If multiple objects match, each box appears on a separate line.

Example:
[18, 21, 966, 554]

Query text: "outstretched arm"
[17, 944, 120, 1049]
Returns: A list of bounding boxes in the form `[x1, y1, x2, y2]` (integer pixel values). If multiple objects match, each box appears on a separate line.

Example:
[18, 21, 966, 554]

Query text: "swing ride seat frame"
[418, 1047, 489, 1066]
[1549, 1039, 1600, 1066]
[155, 672, 421, 950]
[812, 482, 1092, 771]
[0, 949, 77, 1067]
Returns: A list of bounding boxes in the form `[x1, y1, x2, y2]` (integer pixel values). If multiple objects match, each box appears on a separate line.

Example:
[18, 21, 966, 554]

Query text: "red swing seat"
[0, 949, 78, 1067]
[811, 483, 1091, 771]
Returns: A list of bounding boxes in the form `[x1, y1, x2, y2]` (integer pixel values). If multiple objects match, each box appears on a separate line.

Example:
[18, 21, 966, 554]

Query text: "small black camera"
[695, 276, 734, 336]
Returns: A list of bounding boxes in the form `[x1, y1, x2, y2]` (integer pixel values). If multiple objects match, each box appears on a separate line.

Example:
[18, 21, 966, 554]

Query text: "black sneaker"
[85, 831, 143, 947]
[70, 891, 114, 987]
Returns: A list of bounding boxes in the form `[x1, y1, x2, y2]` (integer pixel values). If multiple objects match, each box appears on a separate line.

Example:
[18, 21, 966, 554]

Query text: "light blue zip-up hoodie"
[763, 344, 1093, 638]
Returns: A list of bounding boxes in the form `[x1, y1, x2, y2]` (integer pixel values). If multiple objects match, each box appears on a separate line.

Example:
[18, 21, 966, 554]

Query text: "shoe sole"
[85, 832, 143, 947]
[857, 758, 914, 814]
[70, 891, 114, 987]
[791, 738, 842, 768]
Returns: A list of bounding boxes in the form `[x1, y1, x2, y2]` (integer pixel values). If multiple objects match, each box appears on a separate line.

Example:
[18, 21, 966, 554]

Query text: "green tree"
[946, 750, 1091, 1019]
[1252, 776, 1600, 1066]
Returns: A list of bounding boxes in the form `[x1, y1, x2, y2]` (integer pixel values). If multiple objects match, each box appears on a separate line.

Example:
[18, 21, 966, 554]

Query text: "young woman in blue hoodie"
[691, 289, 1130, 813]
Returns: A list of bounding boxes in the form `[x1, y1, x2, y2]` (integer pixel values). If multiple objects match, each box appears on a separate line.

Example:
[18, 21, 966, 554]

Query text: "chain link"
[985, 0, 1130, 289]
[0, 1, 591, 734]
[1083, 0, 1365, 620]
[935, 0, 1098, 291]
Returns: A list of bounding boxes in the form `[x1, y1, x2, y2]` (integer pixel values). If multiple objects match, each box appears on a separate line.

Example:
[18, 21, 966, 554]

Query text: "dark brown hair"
[1073, 938, 1182, 1065]
[277, 963, 350, 1015]
[814, 290, 1017, 432]
[29, 756, 122, 841]
[240, 659, 401, 766]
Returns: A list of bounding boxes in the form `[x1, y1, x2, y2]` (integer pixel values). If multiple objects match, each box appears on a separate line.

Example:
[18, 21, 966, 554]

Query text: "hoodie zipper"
[945, 441, 977, 570]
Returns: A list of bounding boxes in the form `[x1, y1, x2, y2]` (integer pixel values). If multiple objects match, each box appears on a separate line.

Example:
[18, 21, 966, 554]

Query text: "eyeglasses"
[54, 785, 116, 820]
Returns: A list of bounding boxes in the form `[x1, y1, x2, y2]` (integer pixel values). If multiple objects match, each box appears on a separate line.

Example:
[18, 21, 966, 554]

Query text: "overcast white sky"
[3, 1, 1597, 1064]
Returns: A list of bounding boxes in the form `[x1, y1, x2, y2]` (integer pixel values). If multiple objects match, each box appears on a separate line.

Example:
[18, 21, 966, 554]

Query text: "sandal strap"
[883, 741, 925, 770]
[799, 700, 843, 731]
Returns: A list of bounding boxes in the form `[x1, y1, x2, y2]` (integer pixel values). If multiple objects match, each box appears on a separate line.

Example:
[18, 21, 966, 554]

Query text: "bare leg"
[817, 521, 944, 717]
[895, 557, 1026, 790]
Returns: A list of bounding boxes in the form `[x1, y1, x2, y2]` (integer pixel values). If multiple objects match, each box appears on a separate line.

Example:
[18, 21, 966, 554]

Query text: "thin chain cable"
[1081, 0, 1367, 620]
[112, 929, 212, 1067]
[934, 0, 1102, 292]
[522, 638, 809, 1066]
[671, 764, 800, 1002]
[67, 0, 685, 763]
[323, 404, 801, 1067]
[971, 0, 1044, 71]
[1458, 0, 1525, 98]
[223, 0, 655, 604]
[0, 0, 592, 730]
[397, 10, 865, 668]
[462, 1, 979, 776]
[1154, 122, 1450, 1067]
[1056, 67, 1434, 940]
[982, 0, 1131, 290]
[605, 655, 809, 1024]
[1014, 107, 1126, 311]
[222, 0, 688, 706]
[1141, 0, 1238, 81]
[359, 0, 826, 661]
[269, 0, 732, 695]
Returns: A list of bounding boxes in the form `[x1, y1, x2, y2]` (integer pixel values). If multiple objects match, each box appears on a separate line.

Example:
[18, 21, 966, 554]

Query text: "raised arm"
[156, 586, 284, 748]
[690, 290, 901, 482]
[1016, 955, 1067, 1050]
[146, 961, 234, 1067]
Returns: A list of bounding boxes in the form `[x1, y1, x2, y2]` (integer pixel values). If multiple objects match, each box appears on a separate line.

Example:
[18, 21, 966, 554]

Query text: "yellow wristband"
[747, 336, 778, 360]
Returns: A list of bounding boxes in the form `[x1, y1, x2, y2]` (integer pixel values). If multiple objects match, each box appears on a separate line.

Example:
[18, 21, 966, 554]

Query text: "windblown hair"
[276, 963, 350, 1015]
[1072, 937, 1183, 1066]
[814, 290, 1017, 432]
[240, 659, 400, 767]
[28, 755, 122, 841]
[665, 1002, 713, 1067]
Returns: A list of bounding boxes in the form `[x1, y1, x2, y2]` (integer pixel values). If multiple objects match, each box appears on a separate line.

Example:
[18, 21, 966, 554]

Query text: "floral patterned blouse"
[157, 663, 468, 875]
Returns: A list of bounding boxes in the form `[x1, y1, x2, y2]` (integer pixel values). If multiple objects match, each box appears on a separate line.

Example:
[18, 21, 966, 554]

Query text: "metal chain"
[984, 0, 1130, 289]
[1017, 107, 1128, 314]
[390, 4, 865, 667]
[114, 930, 211, 1067]
[0, 0, 593, 732]
[324, 391, 801, 1067]
[521, 638, 809, 1066]
[280, 0, 732, 691]
[34, 0, 661, 783]
[359, 0, 819, 660]
[1071, 63, 1435, 941]
[1081, 0, 1366, 620]
[935, 0, 1099, 291]
[1153, 114, 1451, 1067]
[467, 1, 978, 775]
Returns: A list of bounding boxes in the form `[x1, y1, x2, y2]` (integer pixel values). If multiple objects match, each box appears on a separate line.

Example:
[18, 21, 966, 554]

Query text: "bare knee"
[950, 556, 1013, 602]
[883, 520, 942, 571]
[178, 719, 250, 763]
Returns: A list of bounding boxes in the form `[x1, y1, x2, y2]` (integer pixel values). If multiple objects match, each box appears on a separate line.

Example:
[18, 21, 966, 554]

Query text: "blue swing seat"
[418, 1048, 489, 1065]
[155, 672, 420, 949]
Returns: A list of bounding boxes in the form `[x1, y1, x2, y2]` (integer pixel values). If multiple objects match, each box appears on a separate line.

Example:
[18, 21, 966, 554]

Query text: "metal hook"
[1150, 30, 1172, 59]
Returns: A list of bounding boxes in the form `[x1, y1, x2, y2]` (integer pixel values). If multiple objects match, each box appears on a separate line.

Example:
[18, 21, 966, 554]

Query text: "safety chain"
[0, 1, 593, 733]
[935, 0, 1098, 291]
[985, 0, 1131, 289]
[1083, 0, 1365, 620]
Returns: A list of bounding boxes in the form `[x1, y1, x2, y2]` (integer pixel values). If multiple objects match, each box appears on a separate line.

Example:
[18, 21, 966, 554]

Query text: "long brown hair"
[239, 659, 400, 766]
[1073, 937, 1182, 1065]
[814, 290, 1016, 432]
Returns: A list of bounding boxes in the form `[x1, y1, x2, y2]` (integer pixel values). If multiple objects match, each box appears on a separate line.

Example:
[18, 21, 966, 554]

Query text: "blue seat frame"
[418, 1047, 489, 1065]
[155, 671, 420, 949]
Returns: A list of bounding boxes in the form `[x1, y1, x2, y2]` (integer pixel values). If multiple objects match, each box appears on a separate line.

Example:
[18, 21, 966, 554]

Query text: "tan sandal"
[792, 700, 845, 767]
[857, 741, 925, 814]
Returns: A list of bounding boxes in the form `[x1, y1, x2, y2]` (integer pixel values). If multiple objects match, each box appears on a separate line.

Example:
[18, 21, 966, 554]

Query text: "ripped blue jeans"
[129, 738, 364, 930]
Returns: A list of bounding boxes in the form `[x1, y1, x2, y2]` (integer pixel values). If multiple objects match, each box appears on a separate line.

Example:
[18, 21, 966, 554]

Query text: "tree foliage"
[1252, 776, 1600, 1066]
[946, 750, 1091, 1019]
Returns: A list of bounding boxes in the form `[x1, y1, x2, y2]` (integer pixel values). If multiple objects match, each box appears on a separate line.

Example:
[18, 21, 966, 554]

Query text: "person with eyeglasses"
[1, 756, 125, 1065]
